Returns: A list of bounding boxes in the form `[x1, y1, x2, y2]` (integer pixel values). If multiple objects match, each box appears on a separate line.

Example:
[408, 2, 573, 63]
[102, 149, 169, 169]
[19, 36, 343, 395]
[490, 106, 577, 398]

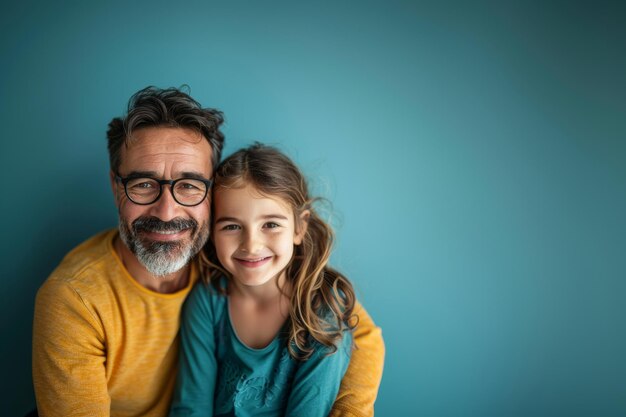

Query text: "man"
[32, 87, 384, 417]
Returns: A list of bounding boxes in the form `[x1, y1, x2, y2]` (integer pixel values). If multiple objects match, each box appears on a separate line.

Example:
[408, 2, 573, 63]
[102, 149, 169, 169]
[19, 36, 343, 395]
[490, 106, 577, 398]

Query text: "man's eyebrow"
[178, 171, 211, 181]
[121, 171, 209, 180]
[123, 170, 159, 178]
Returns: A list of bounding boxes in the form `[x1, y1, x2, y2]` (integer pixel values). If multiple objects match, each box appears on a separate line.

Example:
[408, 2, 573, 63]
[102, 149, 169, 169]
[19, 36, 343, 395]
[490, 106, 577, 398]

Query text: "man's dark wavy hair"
[107, 86, 225, 173]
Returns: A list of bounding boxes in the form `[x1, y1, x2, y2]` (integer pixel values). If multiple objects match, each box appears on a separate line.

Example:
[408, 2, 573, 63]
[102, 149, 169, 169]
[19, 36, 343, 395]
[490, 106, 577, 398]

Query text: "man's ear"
[110, 170, 121, 208]
[294, 210, 310, 245]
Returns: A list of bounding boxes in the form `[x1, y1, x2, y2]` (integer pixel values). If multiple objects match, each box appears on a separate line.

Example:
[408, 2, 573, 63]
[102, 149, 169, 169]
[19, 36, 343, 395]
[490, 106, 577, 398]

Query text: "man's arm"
[32, 279, 110, 417]
[330, 302, 385, 417]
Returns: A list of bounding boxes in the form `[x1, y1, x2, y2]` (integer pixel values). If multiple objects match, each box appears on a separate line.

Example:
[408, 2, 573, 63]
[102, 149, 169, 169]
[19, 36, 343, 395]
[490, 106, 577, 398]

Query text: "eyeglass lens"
[125, 178, 207, 205]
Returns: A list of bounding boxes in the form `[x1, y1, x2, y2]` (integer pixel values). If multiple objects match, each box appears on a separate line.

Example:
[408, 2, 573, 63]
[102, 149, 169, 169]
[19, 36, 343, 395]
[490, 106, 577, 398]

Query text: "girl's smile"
[234, 256, 273, 268]
[212, 184, 307, 293]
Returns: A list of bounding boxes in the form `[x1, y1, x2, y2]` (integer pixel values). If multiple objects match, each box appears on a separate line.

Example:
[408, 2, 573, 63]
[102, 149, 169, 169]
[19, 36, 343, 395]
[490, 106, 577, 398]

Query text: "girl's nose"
[240, 231, 264, 254]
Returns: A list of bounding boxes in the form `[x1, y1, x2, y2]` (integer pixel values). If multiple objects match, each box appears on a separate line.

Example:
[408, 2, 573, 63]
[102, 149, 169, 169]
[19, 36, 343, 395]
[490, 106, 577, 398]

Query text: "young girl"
[170, 143, 356, 417]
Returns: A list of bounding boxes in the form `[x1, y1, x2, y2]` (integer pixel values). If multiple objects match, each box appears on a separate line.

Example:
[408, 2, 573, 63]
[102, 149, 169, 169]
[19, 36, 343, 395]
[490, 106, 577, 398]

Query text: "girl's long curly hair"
[199, 143, 356, 360]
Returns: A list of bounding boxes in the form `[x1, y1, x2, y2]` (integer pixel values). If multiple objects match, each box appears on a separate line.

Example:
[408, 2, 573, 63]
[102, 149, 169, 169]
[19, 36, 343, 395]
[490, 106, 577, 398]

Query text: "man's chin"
[136, 247, 192, 277]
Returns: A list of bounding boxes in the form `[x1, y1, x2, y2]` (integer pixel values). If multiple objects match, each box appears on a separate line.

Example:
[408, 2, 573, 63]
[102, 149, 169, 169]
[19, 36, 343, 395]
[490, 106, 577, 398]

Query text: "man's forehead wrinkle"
[132, 149, 204, 160]
[123, 140, 211, 159]
[120, 152, 212, 179]
[117, 126, 214, 181]
[124, 152, 211, 172]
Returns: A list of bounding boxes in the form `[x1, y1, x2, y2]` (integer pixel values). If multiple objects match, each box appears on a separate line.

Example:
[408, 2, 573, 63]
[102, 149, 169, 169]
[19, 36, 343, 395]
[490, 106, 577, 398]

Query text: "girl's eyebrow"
[214, 216, 239, 224]
[260, 214, 289, 220]
[214, 214, 289, 224]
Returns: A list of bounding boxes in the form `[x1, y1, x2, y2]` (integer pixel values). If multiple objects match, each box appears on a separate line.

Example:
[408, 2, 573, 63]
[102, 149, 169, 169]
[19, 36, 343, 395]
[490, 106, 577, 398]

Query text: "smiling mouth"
[142, 228, 190, 241]
[234, 256, 272, 267]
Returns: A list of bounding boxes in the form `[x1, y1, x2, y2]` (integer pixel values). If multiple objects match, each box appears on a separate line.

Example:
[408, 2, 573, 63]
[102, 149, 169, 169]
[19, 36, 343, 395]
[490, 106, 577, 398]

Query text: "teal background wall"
[1, 1, 625, 415]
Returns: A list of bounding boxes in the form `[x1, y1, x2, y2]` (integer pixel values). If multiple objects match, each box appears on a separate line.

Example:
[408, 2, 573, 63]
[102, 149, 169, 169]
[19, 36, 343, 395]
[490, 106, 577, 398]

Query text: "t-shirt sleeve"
[285, 330, 353, 417]
[329, 301, 385, 417]
[169, 282, 218, 417]
[32, 279, 110, 417]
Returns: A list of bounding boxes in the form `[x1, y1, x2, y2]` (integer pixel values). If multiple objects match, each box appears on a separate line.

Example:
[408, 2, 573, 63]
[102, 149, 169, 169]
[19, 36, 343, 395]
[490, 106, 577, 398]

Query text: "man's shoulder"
[42, 229, 120, 296]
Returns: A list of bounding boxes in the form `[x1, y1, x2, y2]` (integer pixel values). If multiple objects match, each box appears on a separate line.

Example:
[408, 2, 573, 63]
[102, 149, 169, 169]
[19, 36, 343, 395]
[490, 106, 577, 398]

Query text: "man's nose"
[147, 187, 180, 221]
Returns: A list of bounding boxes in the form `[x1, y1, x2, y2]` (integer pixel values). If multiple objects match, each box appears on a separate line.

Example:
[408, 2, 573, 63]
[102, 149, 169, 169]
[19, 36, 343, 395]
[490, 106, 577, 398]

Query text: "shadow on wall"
[1, 173, 117, 415]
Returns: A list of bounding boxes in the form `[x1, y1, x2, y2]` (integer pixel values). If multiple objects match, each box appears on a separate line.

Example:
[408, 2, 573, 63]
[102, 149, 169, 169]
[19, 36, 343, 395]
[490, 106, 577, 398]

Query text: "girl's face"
[212, 183, 307, 289]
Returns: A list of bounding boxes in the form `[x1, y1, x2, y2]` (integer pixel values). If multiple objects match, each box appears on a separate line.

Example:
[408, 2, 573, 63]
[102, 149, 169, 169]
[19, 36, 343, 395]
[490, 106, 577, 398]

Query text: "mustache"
[132, 216, 198, 234]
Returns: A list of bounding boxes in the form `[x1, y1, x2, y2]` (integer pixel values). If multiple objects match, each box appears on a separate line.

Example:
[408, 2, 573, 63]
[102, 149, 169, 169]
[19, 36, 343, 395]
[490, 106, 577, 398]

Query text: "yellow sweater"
[33, 230, 384, 417]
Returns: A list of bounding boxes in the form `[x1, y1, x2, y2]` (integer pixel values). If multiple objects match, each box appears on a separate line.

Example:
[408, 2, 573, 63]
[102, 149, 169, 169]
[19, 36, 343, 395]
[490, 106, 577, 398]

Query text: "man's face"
[112, 126, 213, 277]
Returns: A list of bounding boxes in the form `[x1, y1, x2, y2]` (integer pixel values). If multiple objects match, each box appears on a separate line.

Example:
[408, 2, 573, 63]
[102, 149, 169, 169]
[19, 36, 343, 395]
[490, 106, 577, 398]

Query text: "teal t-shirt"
[170, 281, 352, 417]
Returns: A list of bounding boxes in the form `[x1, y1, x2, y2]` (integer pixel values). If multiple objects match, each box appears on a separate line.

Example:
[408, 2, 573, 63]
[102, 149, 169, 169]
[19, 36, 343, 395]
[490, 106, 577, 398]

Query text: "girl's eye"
[222, 224, 240, 231]
[264, 222, 280, 229]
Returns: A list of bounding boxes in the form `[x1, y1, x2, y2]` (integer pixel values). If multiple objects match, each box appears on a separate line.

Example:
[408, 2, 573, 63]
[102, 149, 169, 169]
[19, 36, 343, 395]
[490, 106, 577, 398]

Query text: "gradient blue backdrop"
[1, 1, 625, 416]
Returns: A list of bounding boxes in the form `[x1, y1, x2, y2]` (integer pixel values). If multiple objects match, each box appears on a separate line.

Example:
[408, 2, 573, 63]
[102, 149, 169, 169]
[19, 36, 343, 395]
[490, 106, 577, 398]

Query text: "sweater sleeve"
[169, 283, 218, 417]
[32, 279, 110, 417]
[329, 302, 385, 417]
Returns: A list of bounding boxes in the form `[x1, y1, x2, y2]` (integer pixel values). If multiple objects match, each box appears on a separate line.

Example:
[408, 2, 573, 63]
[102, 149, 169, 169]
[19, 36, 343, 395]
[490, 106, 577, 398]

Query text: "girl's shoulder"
[185, 278, 228, 323]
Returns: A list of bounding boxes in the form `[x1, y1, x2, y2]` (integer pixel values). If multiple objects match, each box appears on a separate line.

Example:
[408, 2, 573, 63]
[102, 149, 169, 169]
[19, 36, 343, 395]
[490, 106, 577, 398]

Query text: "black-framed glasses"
[115, 174, 212, 207]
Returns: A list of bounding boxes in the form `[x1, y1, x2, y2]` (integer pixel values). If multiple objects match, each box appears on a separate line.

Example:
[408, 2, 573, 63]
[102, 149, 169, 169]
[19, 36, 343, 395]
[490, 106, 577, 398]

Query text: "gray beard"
[118, 216, 209, 277]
